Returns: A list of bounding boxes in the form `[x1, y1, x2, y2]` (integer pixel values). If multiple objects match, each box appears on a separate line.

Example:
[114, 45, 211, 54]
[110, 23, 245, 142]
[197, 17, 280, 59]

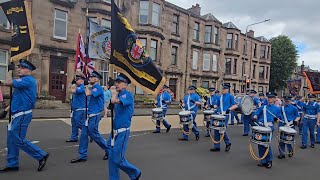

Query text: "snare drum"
[203, 110, 214, 122]
[152, 108, 163, 120]
[210, 115, 226, 128]
[251, 126, 272, 145]
[279, 126, 297, 143]
[179, 111, 193, 125]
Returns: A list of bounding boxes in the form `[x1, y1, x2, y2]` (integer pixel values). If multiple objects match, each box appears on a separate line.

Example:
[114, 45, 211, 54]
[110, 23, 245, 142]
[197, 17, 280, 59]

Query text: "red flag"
[75, 33, 95, 77]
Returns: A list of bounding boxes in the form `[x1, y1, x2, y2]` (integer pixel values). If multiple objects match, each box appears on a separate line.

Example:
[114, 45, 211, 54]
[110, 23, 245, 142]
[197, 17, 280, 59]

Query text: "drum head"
[241, 95, 254, 115]
[279, 126, 297, 134]
[152, 108, 163, 112]
[210, 114, 226, 120]
[179, 111, 191, 116]
[203, 110, 214, 114]
[252, 126, 272, 133]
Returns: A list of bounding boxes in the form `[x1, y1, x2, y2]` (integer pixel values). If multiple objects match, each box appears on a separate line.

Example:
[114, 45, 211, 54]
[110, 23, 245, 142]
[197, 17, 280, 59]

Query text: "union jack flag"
[75, 33, 95, 77]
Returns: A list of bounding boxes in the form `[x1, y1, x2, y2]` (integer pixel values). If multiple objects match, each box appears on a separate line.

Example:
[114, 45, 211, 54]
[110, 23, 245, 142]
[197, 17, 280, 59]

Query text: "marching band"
[0, 66, 319, 176]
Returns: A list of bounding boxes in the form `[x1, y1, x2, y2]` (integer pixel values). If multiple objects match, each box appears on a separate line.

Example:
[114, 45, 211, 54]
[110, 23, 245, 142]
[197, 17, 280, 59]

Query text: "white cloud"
[166, 0, 320, 70]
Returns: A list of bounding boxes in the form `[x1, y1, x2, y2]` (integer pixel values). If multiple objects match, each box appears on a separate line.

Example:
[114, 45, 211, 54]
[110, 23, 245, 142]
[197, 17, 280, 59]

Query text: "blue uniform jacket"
[260, 98, 268, 106]
[296, 101, 305, 113]
[184, 93, 200, 113]
[303, 101, 319, 116]
[11, 75, 36, 113]
[280, 104, 299, 124]
[216, 93, 235, 113]
[88, 84, 104, 114]
[114, 89, 134, 129]
[72, 84, 86, 110]
[157, 91, 171, 109]
[207, 94, 219, 107]
[253, 96, 261, 107]
[254, 104, 282, 130]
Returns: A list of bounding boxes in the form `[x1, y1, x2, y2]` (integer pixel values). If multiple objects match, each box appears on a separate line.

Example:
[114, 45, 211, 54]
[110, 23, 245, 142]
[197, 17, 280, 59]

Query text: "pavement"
[0, 116, 320, 180]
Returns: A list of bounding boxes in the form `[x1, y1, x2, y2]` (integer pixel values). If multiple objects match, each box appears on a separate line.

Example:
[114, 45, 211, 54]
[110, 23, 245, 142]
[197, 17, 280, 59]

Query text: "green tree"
[269, 35, 298, 91]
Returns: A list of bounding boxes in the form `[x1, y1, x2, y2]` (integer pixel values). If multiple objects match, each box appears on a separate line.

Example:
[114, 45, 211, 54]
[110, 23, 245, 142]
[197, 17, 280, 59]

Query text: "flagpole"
[85, 8, 89, 126]
[110, 0, 115, 148]
[8, 22, 15, 123]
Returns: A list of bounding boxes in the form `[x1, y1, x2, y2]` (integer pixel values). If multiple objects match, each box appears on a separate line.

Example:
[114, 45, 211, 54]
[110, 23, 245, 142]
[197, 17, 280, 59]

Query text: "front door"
[49, 57, 67, 102]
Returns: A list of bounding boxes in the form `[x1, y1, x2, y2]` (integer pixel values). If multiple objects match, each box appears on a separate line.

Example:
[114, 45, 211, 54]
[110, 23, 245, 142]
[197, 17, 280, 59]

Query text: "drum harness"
[249, 106, 273, 161]
[277, 106, 296, 156]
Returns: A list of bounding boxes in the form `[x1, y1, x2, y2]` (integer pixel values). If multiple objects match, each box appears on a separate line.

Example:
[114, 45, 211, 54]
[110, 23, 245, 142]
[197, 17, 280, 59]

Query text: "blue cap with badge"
[18, 59, 36, 71]
[115, 73, 131, 84]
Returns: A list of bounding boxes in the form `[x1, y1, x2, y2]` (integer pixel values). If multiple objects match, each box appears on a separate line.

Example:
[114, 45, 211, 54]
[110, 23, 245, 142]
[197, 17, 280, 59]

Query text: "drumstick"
[265, 108, 281, 122]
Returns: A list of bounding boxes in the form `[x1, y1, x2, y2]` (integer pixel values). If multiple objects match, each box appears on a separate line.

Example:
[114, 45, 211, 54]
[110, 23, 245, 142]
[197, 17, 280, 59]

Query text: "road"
[0, 116, 319, 180]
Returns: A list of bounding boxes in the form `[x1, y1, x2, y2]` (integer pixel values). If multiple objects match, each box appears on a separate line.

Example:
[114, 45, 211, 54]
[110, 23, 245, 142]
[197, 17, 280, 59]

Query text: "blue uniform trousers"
[70, 110, 86, 141]
[242, 114, 253, 135]
[6, 113, 47, 168]
[79, 115, 109, 159]
[298, 113, 303, 134]
[258, 145, 273, 164]
[301, 118, 317, 146]
[155, 109, 171, 132]
[108, 130, 141, 180]
[182, 113, 199, 139]
[230, 111, 240, 124]
[213, 115, 231, 149]
[278, 124, 294, 155]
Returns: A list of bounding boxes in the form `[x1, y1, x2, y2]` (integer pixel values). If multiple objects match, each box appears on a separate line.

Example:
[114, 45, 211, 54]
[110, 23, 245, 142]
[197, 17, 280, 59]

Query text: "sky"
[167, 0, 320, 70]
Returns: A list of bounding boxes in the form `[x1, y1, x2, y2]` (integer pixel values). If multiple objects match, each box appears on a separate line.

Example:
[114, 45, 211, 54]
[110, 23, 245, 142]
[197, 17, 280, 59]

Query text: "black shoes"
[90, 138, 94, 143]
[66, 139, 78, 143]
[153, 131, 160, 134]
[0, 167, 19, 173]
[166, 125, 171, 132]
[257, 162, 266, 167]
[70, 158, 87, 163]
[103, 153, 108, 160]
[266, 161, 272, 169]
[210, 148, 220, 152]
[205, 134, 210, 137]
[134, 172, 142, 180]
[257, 162, 272, 169]
[196, 134, 200, 141]
[288, 150, 294, 157]
[225, 143, 231, 152]
[37, 153, 49, 172]
[242, 134, 248, 136]
[277, 155, 285, 159]
[310, 144, 315, 148]
[300, 145, 307, 149]
[178, 138, 188, 141]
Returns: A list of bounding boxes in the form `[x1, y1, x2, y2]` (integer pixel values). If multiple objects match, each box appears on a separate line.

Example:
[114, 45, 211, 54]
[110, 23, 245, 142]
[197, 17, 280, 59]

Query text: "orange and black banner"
[110, 0, 165, 95]
[0, 0, 34, 62]
[304, 71, 320, 94]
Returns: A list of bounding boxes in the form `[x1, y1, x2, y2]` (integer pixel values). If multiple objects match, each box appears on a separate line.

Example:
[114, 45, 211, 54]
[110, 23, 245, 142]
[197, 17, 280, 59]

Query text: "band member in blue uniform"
[231, 90, 241, 125]
[204, 87, 218, 137]
[0, 60, 49, 173]
[301, 94, 320, 149]
[293, 95, 305, 135]
[71, 71, 109, 163]
[108, 73, 141, 180]
[278, 94, 300, 159]
[66, 72, 87, 142]
[253, 92, 282, 169]
[210, 84, 238, 152]
[242, 90, 261, 136]
[259, 93, 268, 106]
[179, 85, 201, 141]
[153, 85, 172, 133]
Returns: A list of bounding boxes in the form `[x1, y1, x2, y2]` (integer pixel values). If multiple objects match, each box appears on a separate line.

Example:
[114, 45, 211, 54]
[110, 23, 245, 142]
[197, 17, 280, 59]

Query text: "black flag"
[0, 0, 34, 62]
[111, 0, 165, 94]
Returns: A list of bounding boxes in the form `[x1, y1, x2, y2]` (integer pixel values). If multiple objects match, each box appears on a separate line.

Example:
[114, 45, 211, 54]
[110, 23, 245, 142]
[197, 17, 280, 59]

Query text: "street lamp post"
[245, 19, 270, 90]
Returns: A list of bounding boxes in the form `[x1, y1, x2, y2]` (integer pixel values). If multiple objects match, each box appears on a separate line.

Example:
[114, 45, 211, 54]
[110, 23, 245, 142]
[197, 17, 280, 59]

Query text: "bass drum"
[241, 95, 254, 115]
